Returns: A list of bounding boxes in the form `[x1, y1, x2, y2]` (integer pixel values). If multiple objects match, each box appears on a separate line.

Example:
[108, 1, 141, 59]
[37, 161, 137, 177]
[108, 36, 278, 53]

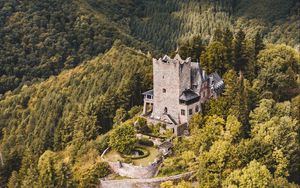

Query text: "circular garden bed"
[121, 146, 150, 159]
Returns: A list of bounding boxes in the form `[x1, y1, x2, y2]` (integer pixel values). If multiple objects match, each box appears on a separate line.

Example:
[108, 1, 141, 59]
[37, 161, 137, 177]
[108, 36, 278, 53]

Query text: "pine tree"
[233, 29, 247, 71]
[19, 149, 39, 187]
[254, 32, 265, 58]
[222, 27, 234, 67]
[7, 171, 20, 188]
[228, 72, 250, 134]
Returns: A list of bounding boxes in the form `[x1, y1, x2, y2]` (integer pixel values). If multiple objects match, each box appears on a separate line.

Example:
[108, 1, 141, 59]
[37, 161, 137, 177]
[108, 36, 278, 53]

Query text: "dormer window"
[163, 88, 166, 93]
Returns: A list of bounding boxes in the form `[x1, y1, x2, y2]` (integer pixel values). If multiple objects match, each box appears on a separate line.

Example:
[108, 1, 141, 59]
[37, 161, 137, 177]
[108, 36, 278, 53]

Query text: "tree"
[201, 41, 229, 75]
[77, 162, 110, 188]
[224, 115, 242, 143]
[222, 27, 234, 67]
[18, 149, 39, 187]
[213, 28, 223, 42]
[223, 160, 272, 188]
[254, 32, 265, 58]
[197, 140, 232, 187]
[74, 108, 99, 141]
[255, 44, 299, 100]
[109, 123, 137, 154]
[250, 99, 300, 182]
[178, 35, 204, 61]
[190, 115, 225, 154]
[113, 107, 128, 125]
[160, 181, 174, 188]
[233, 29, 247, 71]
[176, 180, 193, 188]
[7, 171, 20, 188]
[272, 149, 289, 178]
[37, 151, 57, 187]
[228, 73, 251, 131]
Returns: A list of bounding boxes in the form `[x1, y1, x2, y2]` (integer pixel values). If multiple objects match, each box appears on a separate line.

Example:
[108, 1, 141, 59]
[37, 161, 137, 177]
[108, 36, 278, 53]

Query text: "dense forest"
[0, 0, 299, 94]
[0, 0, 299, 187]
[160, 28, 300, 187]
[0, 43, 152, 186]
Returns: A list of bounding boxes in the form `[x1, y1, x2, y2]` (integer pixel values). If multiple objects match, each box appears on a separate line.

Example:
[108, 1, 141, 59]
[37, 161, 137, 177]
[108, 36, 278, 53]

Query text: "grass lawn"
[133, 146, 160, 166]
[103, 146, 160, 166]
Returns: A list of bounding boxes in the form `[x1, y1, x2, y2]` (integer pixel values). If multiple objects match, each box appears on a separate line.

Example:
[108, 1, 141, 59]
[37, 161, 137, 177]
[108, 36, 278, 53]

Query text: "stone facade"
[142, 54, 224, 135]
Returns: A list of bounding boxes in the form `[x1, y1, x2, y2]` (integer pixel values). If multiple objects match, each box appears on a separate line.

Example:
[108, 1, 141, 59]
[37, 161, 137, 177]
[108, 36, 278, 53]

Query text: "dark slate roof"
[209, 72, 225, 95]
[142, 89, 154, 96]
[159, 141, 173, 150]
[179, 89, 199, 101]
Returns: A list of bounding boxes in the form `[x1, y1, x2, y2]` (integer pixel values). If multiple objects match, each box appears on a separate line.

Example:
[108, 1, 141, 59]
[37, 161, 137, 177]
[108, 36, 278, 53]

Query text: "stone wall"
[107, 160, 161, 179]
[101, 148, 162, 179]
[99, 171, 193, 188]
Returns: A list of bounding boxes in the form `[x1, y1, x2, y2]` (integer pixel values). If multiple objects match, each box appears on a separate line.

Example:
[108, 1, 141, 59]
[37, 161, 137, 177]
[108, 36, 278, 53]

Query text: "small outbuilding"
[158, 141, 173, 156]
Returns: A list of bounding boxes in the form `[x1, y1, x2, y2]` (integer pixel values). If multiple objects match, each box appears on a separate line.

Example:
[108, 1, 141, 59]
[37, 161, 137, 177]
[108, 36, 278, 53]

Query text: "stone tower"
[152, 54, 191, 124]
[142, 53, 224, 136]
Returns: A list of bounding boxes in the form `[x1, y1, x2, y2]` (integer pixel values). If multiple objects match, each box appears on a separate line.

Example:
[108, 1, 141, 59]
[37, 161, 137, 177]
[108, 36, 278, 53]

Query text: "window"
[164, 107, 168, 113]
[181, 109, 185, 116]
[195, 105, 199, 112]
[163, 75, 165, 79]
[189, 109, 193, 115]
[163, 88, 166, 93]
[147, 95, 152, 99]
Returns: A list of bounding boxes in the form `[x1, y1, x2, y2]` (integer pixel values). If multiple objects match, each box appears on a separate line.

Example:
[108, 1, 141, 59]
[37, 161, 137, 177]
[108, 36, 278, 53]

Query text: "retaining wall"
[101, 147, 162, 179]
[99, 171, 193, 188]
[107, 160, 161, 179]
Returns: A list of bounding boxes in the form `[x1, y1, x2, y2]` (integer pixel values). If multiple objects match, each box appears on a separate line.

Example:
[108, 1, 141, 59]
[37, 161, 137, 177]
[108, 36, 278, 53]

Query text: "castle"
[142, 54, 224, 135]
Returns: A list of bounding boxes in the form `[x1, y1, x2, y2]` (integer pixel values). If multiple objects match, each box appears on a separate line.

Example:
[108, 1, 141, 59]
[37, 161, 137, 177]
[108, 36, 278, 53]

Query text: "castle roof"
[209, 72, 225, 95]
[142, 89, 153, 96]
[179, 89, 199, 101]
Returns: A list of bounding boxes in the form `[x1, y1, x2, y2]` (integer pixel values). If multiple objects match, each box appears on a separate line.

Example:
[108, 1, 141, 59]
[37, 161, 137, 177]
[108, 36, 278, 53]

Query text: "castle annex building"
[142, 54, 224, 135]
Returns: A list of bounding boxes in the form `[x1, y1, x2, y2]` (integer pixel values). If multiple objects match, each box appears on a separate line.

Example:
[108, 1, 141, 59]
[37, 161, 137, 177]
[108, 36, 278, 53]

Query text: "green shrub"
[121, 146, 150, 159]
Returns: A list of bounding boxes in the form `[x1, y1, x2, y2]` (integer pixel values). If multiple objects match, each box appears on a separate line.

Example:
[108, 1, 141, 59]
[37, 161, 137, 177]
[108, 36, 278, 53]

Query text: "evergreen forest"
[0, 0, 299, 187]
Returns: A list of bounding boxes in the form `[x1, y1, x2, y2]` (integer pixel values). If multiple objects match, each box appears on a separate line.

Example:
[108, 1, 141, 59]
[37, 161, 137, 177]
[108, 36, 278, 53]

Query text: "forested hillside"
[0, 0, 299, 94]
[129, 0, 299, 50]
[0, 0, 152, 94]
[0, 0, 299, 187]
[0, 44, 152, 186]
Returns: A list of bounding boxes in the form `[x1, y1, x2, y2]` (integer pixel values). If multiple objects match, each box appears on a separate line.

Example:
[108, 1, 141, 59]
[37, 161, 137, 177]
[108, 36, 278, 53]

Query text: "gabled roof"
[142, 89, 154, 96]
[179, 89, 199, 101]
